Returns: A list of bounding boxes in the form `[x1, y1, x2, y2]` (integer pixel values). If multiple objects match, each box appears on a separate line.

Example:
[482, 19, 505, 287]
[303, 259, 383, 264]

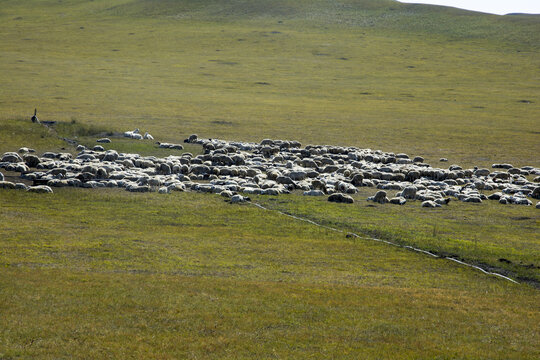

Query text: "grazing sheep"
[49, 168, 67, 177]
[97, 138, 111, 143]
[435, 198, 451, 206]
[400, 186, 417, 200]
[350, 173, 364, 186]
[23, 154, 40, 167]
[336, 181, 357, 194]
[368, 190, 389, 204]
[102, 150, 119, 162]
[147, 178, 162, 187]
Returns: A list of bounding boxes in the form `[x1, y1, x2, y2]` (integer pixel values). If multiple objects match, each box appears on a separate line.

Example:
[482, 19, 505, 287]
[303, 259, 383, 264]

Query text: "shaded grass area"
[256, 192, 540, 285]
[0, 118, 69, 154]
[0, 118, 202, 158]
[55, 120, 115, 139]
[1, 0, 538, 167]
[0, 189, 539, 359]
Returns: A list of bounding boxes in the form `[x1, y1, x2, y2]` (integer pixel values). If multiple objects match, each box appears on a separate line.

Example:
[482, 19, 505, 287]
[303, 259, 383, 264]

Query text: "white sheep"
[27, 185, 53, 193]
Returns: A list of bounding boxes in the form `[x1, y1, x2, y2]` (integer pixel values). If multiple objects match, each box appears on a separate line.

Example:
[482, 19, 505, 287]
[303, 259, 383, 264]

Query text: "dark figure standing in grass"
[31, 108, 39, 123]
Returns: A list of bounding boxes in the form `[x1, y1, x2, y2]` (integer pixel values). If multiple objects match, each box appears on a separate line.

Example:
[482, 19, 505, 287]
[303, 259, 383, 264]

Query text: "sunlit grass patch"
[0, 189, 539, 359]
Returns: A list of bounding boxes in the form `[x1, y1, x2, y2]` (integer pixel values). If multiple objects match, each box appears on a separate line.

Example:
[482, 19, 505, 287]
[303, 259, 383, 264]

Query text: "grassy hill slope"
[1, 0, 538, 166]
[0, 1, 539, 357]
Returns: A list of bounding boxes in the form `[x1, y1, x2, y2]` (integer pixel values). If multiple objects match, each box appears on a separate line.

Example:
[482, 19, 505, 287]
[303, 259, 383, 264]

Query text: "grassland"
[256, 191, 540, 284]
[1, 189, 539, 359]
[1, 0, 538, 166]
[1, 0, 539, 358]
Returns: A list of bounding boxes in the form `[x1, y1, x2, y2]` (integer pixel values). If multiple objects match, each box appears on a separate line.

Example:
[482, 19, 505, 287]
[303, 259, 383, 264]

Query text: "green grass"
[256, 191, 540, 284]
[76, 136, 202, 157]
[0, 118, 69, 154]
[0, 118, 202, 157]
[0, 189, 539, 359]
[54, 120, 115, 138]
[0, 0, 538, 167]
[1, 0, 539, 357]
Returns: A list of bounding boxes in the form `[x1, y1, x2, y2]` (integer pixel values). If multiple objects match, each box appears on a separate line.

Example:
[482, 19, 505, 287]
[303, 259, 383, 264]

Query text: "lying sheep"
[27, 185, 53, 193]
[230, 194, 250, 203]
[422, 200, 441, 208]
[390, 197, 406, 205]
[124, 129, 144, 140]
[4, 134, 539, 213]
[328, 193, 354, 204]
[0, 181, 16, 189]
[1, 152, 23, 163]
[304, 189, 324, 196]
[158, 142, 183, 150]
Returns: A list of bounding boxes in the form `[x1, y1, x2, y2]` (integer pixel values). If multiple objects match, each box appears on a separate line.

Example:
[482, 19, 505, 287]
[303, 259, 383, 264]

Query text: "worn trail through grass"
[251, 202, 520, 285]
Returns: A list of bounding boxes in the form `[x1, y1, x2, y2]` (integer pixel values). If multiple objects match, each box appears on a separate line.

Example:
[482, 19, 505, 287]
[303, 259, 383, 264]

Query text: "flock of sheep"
[1, 133, 539, 209]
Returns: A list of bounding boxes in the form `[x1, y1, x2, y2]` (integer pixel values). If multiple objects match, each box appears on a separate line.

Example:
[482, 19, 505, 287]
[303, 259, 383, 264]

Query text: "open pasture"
[1, 0, 539, 358]
[1, 0, 539, 166]
[1, 189, 539, 359]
